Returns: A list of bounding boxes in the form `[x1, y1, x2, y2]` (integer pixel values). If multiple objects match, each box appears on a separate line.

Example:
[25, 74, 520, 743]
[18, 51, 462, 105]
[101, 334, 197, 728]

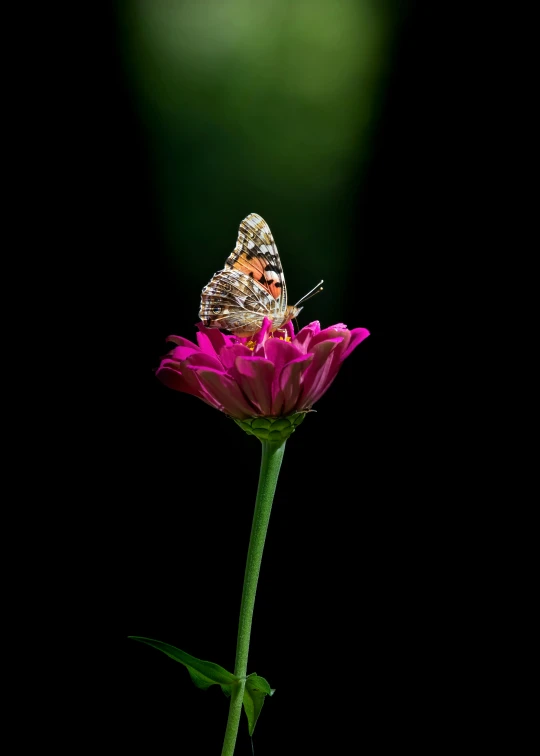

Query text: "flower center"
[246, 330, 292, 351]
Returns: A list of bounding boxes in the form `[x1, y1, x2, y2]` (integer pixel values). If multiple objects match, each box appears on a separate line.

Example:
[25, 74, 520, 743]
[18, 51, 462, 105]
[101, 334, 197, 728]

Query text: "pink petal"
[255, 318, 273, 345]
[293, 321, 321, 353]
[298, 329, 369, 406]
[309, 326, 351, 352]
[263, 338, 303, 409]
[183, 352, 235, 404]
[263, 338, 302, 367]
[166, 335, 199, 349]
[233, 356, 275, 416]
[300, 359, 343, 407]
[276, 353, 314, 416]
[252, 318, 274, 356]
[184, 351, 226, 372]
[183, 368, 227, 411]
[156, 364, 200, 396]
[192, 368, 256, 419]
[219, 343, 254, 372]
[155, 361, 212, 404]
[195, 329, 223, 357]
[175, 356, 221, 400]
[297, 337, 344, 409]
[168, 344, 202, 362]
[341, 328, 370, 361]
[284, 321, 295, 340]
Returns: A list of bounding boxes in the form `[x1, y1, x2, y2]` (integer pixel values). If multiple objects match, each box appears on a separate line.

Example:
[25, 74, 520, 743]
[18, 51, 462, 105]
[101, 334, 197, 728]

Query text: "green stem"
[221, 439, 287, 756]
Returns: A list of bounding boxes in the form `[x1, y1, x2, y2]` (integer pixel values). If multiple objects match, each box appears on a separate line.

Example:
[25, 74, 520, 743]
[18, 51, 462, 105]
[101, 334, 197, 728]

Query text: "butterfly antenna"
[294, 280, 324, 308]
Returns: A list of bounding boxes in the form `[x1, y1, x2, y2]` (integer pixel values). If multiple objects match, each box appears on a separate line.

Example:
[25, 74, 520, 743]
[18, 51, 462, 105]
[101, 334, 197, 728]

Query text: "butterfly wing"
[224, 213, 288, 316]
[199, 213, 289, 336]
[199, 267, 277, 336]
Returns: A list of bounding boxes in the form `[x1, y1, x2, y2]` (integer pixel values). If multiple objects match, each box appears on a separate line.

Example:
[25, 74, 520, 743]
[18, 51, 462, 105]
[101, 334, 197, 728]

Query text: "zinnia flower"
[156, 318, 369, 425]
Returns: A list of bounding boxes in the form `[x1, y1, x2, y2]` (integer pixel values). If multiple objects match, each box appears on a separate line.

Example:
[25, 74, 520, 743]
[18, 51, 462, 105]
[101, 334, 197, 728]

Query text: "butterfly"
[199, 213, 323, 337]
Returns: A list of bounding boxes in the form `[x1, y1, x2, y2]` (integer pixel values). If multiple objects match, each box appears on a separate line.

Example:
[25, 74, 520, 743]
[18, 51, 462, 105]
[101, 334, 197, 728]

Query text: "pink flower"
[156, 318, 370, 420]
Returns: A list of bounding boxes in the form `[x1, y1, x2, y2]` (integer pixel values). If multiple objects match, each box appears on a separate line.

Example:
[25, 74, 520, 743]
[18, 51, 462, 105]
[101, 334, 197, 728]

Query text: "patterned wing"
[199, 267, 276, 335]
[224, 213, 288, 317]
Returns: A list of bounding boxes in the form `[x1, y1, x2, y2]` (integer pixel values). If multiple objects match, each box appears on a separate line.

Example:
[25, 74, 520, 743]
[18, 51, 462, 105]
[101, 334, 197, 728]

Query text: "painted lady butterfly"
[199, 213, 323, 337]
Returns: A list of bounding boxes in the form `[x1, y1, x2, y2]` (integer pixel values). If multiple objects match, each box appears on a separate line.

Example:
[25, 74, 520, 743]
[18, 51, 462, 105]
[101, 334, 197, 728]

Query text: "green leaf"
[129, 636, 237, 695]
[130, 638, 275, 734]
[243, 674, 276, 736]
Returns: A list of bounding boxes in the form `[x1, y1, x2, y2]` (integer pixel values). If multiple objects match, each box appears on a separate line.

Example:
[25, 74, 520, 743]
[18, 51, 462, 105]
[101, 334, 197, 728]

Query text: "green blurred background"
[115, 0, 402, 329]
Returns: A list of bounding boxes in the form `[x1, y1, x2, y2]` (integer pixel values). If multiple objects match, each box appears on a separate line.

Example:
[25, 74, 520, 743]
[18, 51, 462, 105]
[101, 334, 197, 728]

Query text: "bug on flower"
[199, 213, 323, 337]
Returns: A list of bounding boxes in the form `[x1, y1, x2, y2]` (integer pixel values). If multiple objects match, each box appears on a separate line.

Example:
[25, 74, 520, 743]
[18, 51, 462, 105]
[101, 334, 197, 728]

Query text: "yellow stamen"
[245, 331, 292, 351]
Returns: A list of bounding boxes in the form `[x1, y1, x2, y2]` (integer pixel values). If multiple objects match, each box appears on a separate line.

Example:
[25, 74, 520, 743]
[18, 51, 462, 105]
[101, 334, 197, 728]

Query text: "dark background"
[56, 2, 460, 753]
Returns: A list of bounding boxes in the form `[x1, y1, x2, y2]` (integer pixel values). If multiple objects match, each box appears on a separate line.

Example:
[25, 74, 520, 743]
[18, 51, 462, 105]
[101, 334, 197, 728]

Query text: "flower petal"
[219, 343, 254, 372]
[263, 338, 303, 412]
[298, 329, 370, 406]
[297, 337, 344, 409]
[168, 344, 202, 362]
[252, 317, 274, 356]
[161, 335, 202, 364]
[166, 335, 199, 349]
[277, 353, 314, 415]
[182, 352, 238, 402]
[167, 347, 222, 402]
[263, 337, 302, 366]
[284, 321, 295, 340]
[341, 327, 370, 361]
[256, 318, 273, 344]
[233, 356, 275, 416]
[192, 367, 256, 419]
[195, 331, 219, 357]
[184, 350, 227, 372]
[293, 321, 321, 353]
[159, 350, 232, 407]
[195, 325, 237, 357]
[309, 325, 351, 351]
[155, 363, 202, 397]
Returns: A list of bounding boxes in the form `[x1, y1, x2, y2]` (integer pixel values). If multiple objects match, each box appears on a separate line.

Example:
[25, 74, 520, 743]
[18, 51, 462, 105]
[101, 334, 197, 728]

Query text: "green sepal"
[243, 673, 275, 736]
[129, 637, 237, 695]
[234, 412, 307, 442]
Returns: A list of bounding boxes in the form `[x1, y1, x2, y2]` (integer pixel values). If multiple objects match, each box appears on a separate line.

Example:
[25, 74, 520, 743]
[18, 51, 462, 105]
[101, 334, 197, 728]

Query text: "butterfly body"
[199, 213, 302, 337]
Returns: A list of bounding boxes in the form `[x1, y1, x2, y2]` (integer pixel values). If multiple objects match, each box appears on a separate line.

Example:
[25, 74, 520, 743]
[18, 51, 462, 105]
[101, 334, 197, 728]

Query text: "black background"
[46, 3, 466, 753]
